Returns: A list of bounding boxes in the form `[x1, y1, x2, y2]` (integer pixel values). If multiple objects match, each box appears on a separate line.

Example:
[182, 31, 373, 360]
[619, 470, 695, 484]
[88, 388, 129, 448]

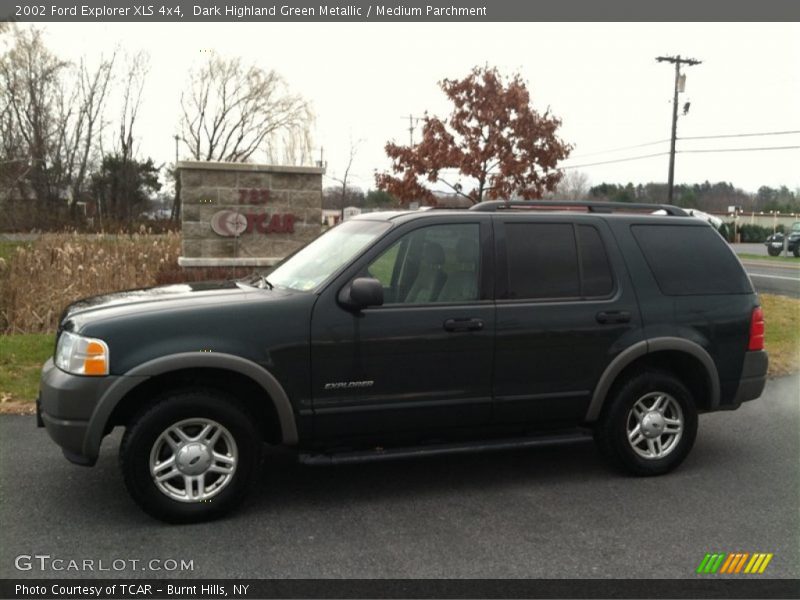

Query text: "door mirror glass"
[339, 277, 384, 311]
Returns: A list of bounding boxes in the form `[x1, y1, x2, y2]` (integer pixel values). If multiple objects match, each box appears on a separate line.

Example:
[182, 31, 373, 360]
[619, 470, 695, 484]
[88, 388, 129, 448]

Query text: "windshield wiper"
[259, 275, 274, 290]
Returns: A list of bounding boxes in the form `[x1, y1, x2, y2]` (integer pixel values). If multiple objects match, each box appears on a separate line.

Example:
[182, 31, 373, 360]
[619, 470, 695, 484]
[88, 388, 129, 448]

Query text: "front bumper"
[38, 358, 119, 466]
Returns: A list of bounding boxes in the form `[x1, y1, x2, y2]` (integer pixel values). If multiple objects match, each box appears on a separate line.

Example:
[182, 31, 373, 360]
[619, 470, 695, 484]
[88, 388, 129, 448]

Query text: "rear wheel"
[120, 389, 261, 523]
[594, 370, 698, 476]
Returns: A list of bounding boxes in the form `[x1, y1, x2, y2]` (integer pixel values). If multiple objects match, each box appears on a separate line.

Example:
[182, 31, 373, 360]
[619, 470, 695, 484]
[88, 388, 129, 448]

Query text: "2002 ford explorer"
[38, 201, 768, 522]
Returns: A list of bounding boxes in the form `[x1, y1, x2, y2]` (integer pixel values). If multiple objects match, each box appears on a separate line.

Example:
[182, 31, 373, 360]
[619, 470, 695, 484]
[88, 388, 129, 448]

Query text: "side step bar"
[299, 430, 593, 466]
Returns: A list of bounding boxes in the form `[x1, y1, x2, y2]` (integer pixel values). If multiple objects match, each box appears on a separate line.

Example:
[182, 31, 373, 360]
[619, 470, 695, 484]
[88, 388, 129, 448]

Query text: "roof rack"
[469, 200, 688, 217]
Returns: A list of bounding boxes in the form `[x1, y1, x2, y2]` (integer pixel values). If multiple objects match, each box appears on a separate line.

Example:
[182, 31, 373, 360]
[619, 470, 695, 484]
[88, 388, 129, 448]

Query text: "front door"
[310, 219, 495, 440]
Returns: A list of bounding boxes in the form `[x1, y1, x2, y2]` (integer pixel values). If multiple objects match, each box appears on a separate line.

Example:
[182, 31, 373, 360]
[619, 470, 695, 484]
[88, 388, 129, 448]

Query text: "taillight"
[748, 306, 764, 351]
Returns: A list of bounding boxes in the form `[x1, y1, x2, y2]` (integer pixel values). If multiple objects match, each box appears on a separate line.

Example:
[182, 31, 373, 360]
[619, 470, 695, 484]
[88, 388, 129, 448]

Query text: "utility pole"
[401, 115, 421, 146]
[656, 54, 702, 204]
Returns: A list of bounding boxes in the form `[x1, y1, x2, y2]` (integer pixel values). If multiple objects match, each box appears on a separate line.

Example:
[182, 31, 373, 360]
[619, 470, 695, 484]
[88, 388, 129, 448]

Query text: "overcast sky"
[37, 22, 800, 194]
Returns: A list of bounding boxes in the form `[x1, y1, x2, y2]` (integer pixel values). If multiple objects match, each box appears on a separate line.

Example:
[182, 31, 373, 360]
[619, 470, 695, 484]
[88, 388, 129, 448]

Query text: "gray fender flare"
[584, 337, 720, 422]
[83, 352, 298, 459]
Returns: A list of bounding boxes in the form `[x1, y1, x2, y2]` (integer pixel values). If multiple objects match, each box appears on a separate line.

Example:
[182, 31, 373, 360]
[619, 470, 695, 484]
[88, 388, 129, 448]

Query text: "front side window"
[268, 220, 391, 291]
[366, 223, 481, 305]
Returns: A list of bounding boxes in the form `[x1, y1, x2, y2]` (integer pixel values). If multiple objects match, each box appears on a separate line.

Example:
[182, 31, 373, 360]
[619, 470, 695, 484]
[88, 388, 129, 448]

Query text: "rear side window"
[504, 223, 614, 300]
[631, 225, 752, 295]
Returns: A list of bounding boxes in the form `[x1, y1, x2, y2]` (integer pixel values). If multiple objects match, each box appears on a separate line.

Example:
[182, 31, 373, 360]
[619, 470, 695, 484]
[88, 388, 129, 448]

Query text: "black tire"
[793, 246, 799, 258]
[594, 370, 698, 476]
[119, 388, 261, 523]
[767, 246, 781, 257]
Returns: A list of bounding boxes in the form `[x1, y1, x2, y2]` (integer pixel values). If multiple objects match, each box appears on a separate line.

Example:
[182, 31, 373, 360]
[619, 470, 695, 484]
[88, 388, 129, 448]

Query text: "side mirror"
[338, 277, 384, 311]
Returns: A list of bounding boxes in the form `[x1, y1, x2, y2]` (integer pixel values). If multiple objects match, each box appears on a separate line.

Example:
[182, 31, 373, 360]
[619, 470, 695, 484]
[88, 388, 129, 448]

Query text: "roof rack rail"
[468, 200, 688, 217]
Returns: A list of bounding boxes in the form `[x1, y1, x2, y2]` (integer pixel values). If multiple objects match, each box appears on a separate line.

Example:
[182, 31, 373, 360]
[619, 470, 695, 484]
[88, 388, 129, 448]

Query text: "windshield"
[792, 222, 800, 232]
[267, 220, 392, 291]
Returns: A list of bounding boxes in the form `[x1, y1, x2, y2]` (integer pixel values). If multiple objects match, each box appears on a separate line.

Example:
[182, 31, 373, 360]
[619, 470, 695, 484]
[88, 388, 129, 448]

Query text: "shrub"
[0, 232, 180, 333]
[737, 224, 780, 243]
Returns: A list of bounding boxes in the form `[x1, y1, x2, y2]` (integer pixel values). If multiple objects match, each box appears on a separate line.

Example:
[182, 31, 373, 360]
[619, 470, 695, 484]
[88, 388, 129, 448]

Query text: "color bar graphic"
[698, 552, 773, 575]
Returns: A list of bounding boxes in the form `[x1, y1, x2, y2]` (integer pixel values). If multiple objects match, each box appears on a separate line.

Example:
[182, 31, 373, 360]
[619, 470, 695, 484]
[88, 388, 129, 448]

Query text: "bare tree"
[327, 139, 362, 221]
[542, 170, 591, 201]
[0, 27, 113, 219]
[0, 27, 26, 203]
[117, 51, 148, 161]
[104, 51, 149, 222]
[179, 54, 312, 163]
[266, 120, 314, 166]
[65, 55, 115, 211]
[0, 28, 67, 207]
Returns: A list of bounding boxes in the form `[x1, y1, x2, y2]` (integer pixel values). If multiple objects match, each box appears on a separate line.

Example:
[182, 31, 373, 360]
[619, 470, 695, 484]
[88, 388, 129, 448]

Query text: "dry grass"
[0, 231, 180, 333]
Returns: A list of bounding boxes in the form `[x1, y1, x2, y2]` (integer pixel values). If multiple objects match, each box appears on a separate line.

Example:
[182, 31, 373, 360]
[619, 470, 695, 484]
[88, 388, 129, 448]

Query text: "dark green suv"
[38, 201, 768, 522]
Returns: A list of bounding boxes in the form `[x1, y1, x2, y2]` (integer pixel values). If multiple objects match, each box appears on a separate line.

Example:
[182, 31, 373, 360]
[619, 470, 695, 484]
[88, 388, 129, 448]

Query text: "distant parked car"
[765, 221, 800, 257]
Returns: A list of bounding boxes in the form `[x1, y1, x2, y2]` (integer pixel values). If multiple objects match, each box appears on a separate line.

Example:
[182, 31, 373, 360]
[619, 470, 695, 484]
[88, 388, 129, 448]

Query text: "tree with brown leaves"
[376, 66, 572, 205]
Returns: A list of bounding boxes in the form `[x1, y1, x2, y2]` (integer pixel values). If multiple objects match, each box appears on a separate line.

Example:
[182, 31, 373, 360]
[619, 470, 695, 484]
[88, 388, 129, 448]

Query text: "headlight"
[55, 331, 110, 376]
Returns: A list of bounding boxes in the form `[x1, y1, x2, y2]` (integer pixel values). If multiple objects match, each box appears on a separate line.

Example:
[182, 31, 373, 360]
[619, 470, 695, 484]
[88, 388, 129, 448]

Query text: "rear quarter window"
[631, 224, 752, 295]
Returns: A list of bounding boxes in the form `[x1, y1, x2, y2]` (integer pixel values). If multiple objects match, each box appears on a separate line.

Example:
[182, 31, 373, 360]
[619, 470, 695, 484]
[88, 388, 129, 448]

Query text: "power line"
[568, 139, 670, 160]
[561, 152, 669, 170]
[679, 129, 800, 141]
[569, 129, 800, 160]
[679, 145, 800, 153]
[560, 144, 800, 170]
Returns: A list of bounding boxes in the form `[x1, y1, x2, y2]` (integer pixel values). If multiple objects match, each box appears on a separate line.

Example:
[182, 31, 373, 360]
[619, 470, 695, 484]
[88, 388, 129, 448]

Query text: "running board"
[299, 431, 593, 466]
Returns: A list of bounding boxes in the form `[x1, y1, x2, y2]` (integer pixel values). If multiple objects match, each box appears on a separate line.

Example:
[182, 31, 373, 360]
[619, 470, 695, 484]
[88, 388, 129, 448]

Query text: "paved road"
[730, 243, 800, 298]
[1, 376, 798, 579]
[732, 242, 772, 256]
[742, 262, 800, 298]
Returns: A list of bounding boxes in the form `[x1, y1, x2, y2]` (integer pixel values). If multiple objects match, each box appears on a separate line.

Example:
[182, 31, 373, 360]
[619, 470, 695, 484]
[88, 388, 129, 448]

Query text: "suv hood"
[59, 280, 255, 329]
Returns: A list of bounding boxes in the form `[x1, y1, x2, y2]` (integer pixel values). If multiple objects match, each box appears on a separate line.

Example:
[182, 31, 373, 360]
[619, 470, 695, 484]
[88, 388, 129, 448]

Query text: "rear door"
[492, 216, 643, 425]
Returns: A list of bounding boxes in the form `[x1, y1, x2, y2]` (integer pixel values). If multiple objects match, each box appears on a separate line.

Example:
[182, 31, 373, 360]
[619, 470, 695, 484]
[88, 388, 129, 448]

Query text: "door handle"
[443, 318, 484, 332]
[596, 311, 631, 324]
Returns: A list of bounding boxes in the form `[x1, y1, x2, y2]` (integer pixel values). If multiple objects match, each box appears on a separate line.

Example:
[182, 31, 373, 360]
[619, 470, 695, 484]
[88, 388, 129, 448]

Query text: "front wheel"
[793, 245, 800, 258]
[594, 370, 698, 476]
[767, 246, 781, 257]
[120, 389, 261, 523]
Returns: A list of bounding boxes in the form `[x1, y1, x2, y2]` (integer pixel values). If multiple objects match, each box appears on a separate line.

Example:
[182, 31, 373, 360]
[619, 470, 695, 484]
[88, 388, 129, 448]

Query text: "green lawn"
[738, 252, 800, 264]
[0, 333, 53, 404]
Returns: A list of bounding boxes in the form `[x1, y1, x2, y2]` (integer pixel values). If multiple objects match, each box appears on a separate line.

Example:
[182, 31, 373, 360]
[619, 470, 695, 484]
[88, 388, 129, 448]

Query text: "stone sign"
[177, 161, 324, 267]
